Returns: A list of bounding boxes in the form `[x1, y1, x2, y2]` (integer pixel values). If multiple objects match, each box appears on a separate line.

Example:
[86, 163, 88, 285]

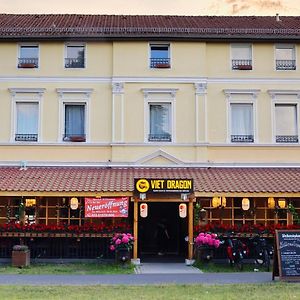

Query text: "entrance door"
[138, 202, 187, 260]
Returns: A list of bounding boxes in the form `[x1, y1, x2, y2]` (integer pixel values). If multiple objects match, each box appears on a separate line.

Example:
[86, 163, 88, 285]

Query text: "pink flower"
[115, 238, 122, 245]
[122, 236, 129, 243]
[214, 239, 220, 248]
[110, 245, 115, 251]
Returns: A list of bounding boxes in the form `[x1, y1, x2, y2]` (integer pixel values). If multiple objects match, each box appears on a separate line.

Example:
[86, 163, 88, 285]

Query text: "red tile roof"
[0, 166, 300, 194]
[1, 14, 300, 40]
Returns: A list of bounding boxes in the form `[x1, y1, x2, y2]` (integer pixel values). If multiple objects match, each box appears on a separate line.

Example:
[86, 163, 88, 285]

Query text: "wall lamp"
[139, 193, 146, 201]
[181, 193, 188, 201]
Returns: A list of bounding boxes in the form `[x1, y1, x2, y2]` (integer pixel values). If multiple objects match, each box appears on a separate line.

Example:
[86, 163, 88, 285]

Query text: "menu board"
[275, 230, 300, 280]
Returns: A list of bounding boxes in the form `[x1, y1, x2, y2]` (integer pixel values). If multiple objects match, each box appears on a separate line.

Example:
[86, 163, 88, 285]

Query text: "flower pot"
[12, 250, 30, 267]
[115, 249, 131, 264]
[197, 246, 214, 262]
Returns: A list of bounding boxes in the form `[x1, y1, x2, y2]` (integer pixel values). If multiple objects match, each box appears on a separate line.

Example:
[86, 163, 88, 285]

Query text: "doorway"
[138, 202, 187, 262]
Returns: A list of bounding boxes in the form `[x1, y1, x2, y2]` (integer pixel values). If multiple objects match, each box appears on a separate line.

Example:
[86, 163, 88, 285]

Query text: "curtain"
[275, 104, 297, 135]
[150, 104, 171, 136]
[65, 105, 85, 136]
[231, 104, 253, 135]
[16, 102, 38, 134]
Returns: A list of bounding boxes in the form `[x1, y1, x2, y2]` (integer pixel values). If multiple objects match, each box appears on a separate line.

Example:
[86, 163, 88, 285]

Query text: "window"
[231, 44, 252, 70]
[275, 44, 296, 70]
[150, 44, 170, 68]
[18, 45, 39, 68]
[15, 102, 39, 142]
[63, 104, 86, 142]
[275, 104, 298, 143]
[230, 103, 254, 142]
[65, 44, 85, 68]
[148, 103, 172, 141]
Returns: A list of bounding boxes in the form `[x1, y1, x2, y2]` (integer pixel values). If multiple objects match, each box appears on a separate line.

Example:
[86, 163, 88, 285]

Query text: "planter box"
[12, 250, 30, 267]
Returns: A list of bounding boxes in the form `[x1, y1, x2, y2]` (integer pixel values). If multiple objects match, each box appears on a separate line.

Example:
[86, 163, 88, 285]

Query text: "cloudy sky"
[1, 0, 300, 15]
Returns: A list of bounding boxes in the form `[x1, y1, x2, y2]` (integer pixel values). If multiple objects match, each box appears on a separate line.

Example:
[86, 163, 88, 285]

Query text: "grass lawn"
[0, 283, 299, 300]
[0, 262, 134, 274]
[194, 260, 271, 272]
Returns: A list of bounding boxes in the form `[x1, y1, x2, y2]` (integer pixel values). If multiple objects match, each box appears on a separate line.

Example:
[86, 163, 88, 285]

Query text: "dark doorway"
[138, 202, 187, 262]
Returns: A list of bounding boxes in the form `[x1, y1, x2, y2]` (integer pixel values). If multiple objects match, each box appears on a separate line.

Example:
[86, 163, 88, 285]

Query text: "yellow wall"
[0, 40, 300, 165]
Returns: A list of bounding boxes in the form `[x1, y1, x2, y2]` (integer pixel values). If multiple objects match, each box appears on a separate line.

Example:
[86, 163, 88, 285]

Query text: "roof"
[0, 166, 300, 196]
[1, 14, 300, 41]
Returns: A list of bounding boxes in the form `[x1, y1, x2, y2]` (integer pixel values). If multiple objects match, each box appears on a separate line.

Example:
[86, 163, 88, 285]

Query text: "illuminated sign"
[85, 197, 128, 218]
[134, 178, 193, 194]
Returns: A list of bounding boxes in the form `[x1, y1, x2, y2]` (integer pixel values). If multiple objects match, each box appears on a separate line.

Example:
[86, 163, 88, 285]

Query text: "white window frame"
[17, 43, 40, 69]
[230, 43, 253, 71]
[149, 43, 171, 69]
[269, 90, 300, 144]
[57, 89, 93, 143]
[64, 43, 87, 69]
[274, 44, 296, 71]
[142, 89, 177, 143]
[224, 89, 259, 144]
[9, 88, 45, 143]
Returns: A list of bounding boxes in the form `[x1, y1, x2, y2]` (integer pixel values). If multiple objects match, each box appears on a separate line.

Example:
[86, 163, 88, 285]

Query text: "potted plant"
[194, 232, 220, 262]
[12, 245, 30, 267]
[109, 233, 134, 264]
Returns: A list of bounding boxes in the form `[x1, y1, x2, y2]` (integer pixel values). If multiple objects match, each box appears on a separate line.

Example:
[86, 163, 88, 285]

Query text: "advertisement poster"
[85, 197, 129, 218]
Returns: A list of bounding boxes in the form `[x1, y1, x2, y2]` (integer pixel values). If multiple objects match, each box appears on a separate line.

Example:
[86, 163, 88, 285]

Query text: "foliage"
[287, 203, 300, 224]
[109, 233, 134, 252]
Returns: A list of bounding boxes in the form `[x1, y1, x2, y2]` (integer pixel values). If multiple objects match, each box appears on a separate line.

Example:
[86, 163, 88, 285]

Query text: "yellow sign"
[134, 178, 193, 193]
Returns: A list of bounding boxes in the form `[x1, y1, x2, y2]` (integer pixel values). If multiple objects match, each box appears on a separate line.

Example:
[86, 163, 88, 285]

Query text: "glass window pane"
[151, 45, 169, 59]
[276, 46, 294, 60]
[150, 103, 171, 135]
[20, 46, 38, 58]
[231, 103, 253, 135]
[65, 105, 85, 135]
[16, 102, 38, 134]
[275, 104, 297, 135]
[66, 46, 85, 58]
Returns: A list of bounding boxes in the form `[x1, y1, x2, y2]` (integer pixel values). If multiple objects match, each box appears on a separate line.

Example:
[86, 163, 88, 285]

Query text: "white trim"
[135, 149, 183, 165]
[57, 89, 93, 143]
[224, 89, 259, 144]
[9, 88, 45, 143]
[142, 89, 177, 143]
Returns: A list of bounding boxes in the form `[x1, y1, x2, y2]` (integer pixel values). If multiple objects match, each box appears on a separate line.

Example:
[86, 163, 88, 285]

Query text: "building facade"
[0, 14, 300, 262]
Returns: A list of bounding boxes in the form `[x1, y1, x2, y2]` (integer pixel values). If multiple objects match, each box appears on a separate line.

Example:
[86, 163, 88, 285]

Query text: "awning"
[0, 166, 299, 197]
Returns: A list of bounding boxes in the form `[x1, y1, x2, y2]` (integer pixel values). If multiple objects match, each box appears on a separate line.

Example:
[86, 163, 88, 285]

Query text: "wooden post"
[133, 199, 138, 259]
[188, 199, 194, 260]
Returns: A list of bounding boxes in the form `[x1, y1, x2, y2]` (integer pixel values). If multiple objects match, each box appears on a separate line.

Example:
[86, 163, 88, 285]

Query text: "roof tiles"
[1, 14, 300, 40]
[0, 166, 299, 194]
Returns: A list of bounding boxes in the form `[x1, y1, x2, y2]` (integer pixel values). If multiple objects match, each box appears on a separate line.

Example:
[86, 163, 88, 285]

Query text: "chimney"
[276, 13, 280, 22]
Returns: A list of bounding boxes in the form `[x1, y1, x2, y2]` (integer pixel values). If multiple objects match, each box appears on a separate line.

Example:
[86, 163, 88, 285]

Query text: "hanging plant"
[288, 203, 300, 224]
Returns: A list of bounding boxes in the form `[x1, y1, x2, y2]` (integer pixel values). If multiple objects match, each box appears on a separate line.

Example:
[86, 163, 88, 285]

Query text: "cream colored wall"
[0, 40, 300, 165]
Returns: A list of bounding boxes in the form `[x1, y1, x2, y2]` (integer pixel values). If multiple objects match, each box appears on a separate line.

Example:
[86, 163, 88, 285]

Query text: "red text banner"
[85, 197, 129, 218]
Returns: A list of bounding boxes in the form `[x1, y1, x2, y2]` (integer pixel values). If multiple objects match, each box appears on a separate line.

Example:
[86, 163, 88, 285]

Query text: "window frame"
[9, 88, 44, 143]
[149, 43, 171, 69]
[64, 43, 86, 69]
[17, 43, 39, 69]
[275, 44, 296, 71]
[143, 89, 177, 143]
[57, 89, 92, 143]
[225, 90, 259, 144]
[230, 43, 253, 71]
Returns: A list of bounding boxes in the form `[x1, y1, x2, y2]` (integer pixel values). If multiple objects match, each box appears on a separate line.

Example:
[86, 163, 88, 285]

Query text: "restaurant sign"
[85, 197, 129, 218]
[134, 178, 193, 194]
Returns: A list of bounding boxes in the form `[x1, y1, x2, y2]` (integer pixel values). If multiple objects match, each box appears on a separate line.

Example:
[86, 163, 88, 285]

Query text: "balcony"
[231, 135, 254, 143]
[65, 58, 85, 68]
[148, 133, 172, 142]
[276, 135, 298, 143]
[276, 60, 296, 70]
[150, 58, 170, 69]
[18, 58, 38, 68]
[63, 134, 86, 142]
[232, 59, 252, 70]
[15, 134, 38, 142]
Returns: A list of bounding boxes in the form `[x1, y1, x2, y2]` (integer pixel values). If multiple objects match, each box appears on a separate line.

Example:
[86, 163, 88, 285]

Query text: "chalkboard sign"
[275, 230, 300, 281]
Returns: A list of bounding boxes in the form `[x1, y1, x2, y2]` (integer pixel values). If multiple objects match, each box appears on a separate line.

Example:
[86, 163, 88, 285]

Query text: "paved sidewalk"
[136, 263, 202, 274]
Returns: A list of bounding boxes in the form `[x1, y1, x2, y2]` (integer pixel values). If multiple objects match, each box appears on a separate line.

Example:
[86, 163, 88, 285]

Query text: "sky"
[1, 0, 300, 16]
